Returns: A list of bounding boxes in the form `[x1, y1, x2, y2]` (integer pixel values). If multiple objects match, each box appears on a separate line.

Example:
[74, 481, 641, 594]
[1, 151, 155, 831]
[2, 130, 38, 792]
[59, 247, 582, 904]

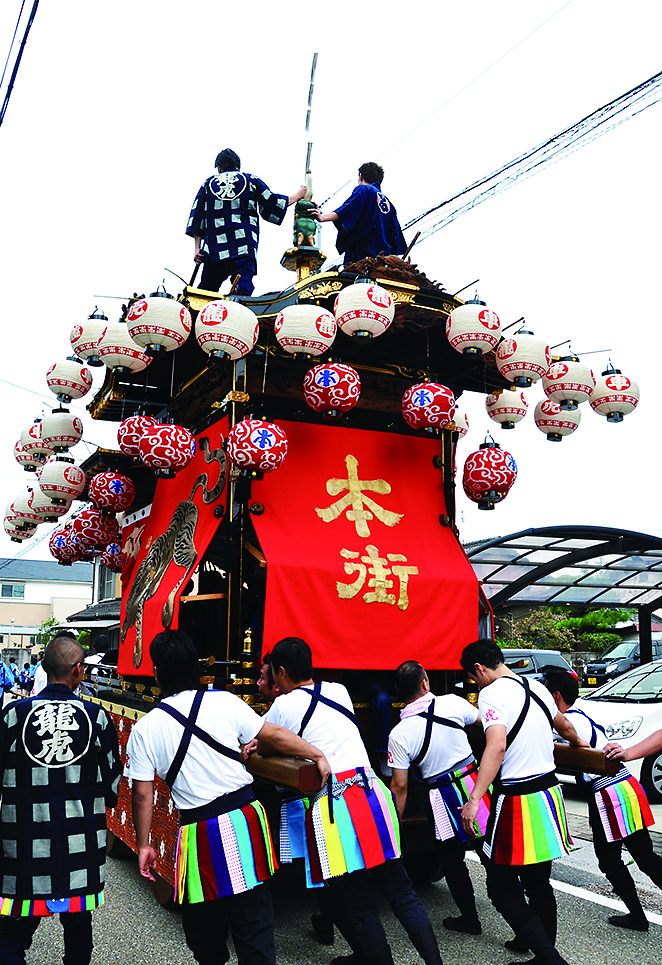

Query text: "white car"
[575, 659, 662, 803]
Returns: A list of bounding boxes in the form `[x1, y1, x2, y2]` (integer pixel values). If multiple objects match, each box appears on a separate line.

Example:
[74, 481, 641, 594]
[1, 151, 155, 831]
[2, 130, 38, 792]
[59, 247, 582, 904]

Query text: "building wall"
[0, 579, 92, 605]
[0, 601, 50, 627]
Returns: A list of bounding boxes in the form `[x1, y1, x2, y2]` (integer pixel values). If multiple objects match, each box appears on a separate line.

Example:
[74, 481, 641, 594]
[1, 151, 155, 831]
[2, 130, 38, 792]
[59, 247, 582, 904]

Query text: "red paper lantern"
[302, 364, 361, 414]
[100, 542, 122, 573]
[89, 472, 136, 512]
[117, 415, 159, 458]
[49, 526, 80, 564]
[72, 508, 120, 548]
[138, 424, 196, 477]
[401, 382, 456, 431]
[226, 420, 288, 473]
[463, 440, 518, 510]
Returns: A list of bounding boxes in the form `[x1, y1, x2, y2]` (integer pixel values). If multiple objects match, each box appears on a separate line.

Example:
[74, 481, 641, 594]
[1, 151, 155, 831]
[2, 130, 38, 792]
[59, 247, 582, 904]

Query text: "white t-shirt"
[125, 689, 264, 810]
[479, 675, 557, 782]
[559, 707, 607, 782]
[264, 682, 370, 773]
[388, 695, 478, 779]
[32, 664, 48, 695]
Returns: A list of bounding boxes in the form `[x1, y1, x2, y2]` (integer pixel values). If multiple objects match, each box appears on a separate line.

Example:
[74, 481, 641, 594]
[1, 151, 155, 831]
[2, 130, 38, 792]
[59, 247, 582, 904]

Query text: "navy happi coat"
[0, 684, 121, 900]
[334, 182, 407, 265]
[186, 171, 289, 263]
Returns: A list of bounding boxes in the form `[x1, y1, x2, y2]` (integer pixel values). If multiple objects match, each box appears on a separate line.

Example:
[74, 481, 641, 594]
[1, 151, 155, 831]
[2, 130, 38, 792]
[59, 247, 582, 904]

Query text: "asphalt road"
[23, 785, 662, 965]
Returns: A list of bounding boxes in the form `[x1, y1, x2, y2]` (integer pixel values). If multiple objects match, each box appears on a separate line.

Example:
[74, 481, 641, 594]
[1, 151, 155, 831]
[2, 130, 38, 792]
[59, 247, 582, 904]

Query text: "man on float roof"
[312, 161, 406, 266]
[186, 148, 306, 296]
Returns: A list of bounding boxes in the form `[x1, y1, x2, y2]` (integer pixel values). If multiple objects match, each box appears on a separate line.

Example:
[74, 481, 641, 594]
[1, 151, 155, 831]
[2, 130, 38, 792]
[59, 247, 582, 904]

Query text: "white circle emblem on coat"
[210, 172, 248, 200]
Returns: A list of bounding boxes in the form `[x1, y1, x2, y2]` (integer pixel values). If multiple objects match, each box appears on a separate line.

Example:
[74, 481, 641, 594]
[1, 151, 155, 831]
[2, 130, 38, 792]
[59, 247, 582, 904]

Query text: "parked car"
[501, 648, 576, 681]
[582, 639, 662, 688]
[575, 659, 662, 803]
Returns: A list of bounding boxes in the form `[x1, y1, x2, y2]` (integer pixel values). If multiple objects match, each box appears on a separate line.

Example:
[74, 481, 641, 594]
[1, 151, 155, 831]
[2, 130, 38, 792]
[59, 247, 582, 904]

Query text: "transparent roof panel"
[521, 550, 571, 564]
[492, 565, 538, 582]
[551, 587, 604, 603]
[554, 539, 605, 549]
[470, 547, 525, 562]
[509, 585, 560, 602]
[630, 590, 662, 606]
[472, 563, 505, 580]
[481, 583, 506, 599]
[577, 571, 629, 587]
[612, 555, 661, 571]
[592, 588, 647, 604]
[619, 572, 662, 588]
[506, 537, 563, 548]
[583, 554, 628, 567]
[540, 567, 595, 585]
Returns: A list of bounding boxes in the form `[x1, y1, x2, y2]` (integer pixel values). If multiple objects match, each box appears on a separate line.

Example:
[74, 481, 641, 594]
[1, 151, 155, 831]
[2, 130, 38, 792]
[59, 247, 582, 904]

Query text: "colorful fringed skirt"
[588, 767, 654, 843]
[428, 757, 491, 843]
[482, 771, 572, 866]
[175, 787, 277, 904]
[0, 893, 104, 918]
[279, 767, 401, 888]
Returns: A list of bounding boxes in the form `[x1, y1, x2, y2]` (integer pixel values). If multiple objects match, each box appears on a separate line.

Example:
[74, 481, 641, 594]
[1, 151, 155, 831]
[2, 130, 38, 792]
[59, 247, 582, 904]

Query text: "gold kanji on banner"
[337, 544, 419, 611]
[315, 454, 404, 538]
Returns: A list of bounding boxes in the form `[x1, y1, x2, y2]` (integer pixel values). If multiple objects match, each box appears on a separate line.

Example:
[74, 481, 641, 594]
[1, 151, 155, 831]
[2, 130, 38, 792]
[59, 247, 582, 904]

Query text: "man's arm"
[553, 711, 590, 748]
[288, 186, 307, 206]
[605, 728, 662, 762]
[311, 207, 339, 223]
[193, 235, 204, 265]
[131, 780, 158, 882]
[255, 721, 331, 784]
[390, 768, 409, 817]
[460, 724, 506, 836]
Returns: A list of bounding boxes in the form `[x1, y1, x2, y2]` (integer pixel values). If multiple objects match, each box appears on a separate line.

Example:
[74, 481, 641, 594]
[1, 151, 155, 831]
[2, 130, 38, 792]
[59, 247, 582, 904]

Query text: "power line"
[0, 0, 26, 92]
[405, 68, 662, 245]
[0, 0, 40, 131]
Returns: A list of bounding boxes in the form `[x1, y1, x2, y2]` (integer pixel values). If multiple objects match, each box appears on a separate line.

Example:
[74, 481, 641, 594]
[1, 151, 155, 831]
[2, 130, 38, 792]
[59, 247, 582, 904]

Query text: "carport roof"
[465, 526, 662, 610]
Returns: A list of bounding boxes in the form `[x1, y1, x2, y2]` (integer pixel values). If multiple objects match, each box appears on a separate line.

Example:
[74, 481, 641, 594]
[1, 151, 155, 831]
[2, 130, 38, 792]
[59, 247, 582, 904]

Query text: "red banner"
[117, 418, 228, 676]
[252, 421, 478, 670]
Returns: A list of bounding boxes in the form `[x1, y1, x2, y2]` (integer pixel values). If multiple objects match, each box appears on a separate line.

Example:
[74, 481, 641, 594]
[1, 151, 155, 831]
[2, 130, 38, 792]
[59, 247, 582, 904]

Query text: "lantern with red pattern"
[534, 399, 581, 441]
[334, 281, 395, 338]
[446, 299, 502, 355]
[72, 508, 120, 548]
[46, 358, 93, 403]
[542, 357, 595, 410]
[463, 439, 518, 510]
[495, 327, 551, 387]
[138, 424, 196, 477]
[401, 382, 456, 431]
[5, 501, 36, 532]
[10, 490, 42, 529]
[4, 518, 34, 543]
[196, 300, 260, 359]
[40, 409, 84, 453]
[127, 291, 192, 353]
[486, 388, 528, 430]
[303, 364, 361, 414]
[49, 526, 80, 564]
[226, 420, 288, 473]
[14, 440, 37, 472]
[117, 415, 159, 458]
[97, 322, 152, 374]
[38, 456, 86, 504]
[589, 365, 640, 423]
[450, 411, 469, 439]
[70, 309, 108, 366]
[29, 487, 70, 522]
[275, 305, 337, 355]
[100, 542, 122, 573]
[89, 472, 136, 513]
[20, 421, 53, 466]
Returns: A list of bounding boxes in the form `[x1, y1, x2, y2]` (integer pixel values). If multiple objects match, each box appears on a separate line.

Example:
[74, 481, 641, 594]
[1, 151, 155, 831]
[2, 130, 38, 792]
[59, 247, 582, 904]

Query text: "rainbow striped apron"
[428, 756, 491, 842]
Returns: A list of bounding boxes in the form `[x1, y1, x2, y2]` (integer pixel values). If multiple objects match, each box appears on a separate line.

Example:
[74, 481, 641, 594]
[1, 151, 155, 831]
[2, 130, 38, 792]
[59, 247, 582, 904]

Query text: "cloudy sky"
[0, 0, 660, 560]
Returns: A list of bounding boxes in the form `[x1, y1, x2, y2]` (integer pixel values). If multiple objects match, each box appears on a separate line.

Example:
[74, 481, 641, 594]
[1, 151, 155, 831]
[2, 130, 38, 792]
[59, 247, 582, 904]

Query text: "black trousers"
[438, 835, 479, 919]
[486, 860, 559, 947]
[588, 795, 662, 913]
[323, 859, 442, 965]
[199, 255, 257, 295]
[0, 910, 93, 965]
[181, 882, 275, 965]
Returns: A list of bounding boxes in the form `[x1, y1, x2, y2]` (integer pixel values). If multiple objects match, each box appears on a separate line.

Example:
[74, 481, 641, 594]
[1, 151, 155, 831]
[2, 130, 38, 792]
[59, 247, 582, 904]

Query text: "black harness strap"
[502, 676, 555, 749]
[411, 701, 466, 769]
[297, 683, 360, 738]
[156, 691, 243, 789]
[565, 707, 605, 749]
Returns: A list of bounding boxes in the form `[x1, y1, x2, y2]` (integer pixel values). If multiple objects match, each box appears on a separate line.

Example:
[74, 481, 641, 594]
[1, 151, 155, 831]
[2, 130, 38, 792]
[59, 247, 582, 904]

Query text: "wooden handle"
[553, 743, 621, 776]
[245, 753, 323, 793]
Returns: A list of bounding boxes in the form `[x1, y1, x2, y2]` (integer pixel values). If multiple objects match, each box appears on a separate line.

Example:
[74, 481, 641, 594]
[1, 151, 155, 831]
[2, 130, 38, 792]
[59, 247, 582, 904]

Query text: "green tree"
[35, 617, 58, 650]
[499, 607, 635, 652]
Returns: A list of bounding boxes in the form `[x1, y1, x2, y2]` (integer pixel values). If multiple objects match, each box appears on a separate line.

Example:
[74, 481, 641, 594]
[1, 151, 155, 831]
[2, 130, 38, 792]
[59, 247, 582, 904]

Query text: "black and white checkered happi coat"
[0, 684, 121, 899]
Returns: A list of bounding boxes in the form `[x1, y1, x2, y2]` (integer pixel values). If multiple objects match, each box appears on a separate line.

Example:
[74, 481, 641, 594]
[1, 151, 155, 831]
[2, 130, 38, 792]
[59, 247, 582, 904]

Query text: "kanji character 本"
[316, 455, 404, 538]
[337, 545, 419, 611]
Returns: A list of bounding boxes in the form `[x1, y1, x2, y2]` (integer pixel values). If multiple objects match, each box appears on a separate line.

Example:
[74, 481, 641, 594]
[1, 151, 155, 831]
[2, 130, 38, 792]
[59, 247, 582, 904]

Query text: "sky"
[0, 0, 660, 561]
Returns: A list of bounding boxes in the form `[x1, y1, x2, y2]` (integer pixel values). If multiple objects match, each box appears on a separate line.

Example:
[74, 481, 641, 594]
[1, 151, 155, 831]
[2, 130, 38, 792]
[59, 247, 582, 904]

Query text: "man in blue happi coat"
[187, 148, 306, 295]
[312, 162, 406, 266]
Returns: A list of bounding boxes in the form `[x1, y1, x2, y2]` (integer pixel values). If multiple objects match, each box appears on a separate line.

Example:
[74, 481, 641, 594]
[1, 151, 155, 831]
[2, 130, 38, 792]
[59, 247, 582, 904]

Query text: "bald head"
[43, 636, 84, 684]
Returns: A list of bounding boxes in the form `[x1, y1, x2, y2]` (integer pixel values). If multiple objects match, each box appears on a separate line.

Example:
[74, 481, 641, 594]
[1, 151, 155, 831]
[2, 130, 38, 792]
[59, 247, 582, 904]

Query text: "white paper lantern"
[46, 359, 93, 402]
[6, 498, 38, 531]
[542, 358, 595, 410]
[589, 367, 640, 423]
[70, 309, 107, 366]
[274, 305, 337, 355]
[446, 300, 502, 355]
[14, 440, 37, 472]
[97, 322, 152, 373]
[196, 300, 260, 359]
[29, 486, 70, 521]
[334, 281, 395, 338]
[127, 291, 192, 353]
[20, 421, 53, 464]
[4, 518, 34, 542]
[486, 389, 528, 429]
[10, 490, 43, 528]
[450, 411, 469, 439]
[38, 456, 86, 503]
[534, 399, 581, 441]
[496, 329, 551, 387]
[40, 408, 84, 453]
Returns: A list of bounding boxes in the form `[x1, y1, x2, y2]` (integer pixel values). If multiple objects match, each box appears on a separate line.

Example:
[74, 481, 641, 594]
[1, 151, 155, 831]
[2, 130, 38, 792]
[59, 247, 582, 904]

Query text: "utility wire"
[0, 0, 40, 131]
[0, 0, 26, 92]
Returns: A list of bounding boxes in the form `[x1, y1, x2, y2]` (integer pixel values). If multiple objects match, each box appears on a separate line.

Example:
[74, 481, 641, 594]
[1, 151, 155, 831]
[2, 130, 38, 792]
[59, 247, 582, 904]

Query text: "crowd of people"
[0, 632, 660, 965]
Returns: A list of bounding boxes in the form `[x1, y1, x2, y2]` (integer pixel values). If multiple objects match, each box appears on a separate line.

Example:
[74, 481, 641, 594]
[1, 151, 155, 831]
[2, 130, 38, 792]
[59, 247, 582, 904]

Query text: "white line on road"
[465, 851, 662, 926]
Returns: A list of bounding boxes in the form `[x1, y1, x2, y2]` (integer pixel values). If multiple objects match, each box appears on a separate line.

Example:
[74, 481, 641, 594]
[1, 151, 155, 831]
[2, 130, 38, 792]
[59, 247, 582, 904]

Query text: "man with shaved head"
[0, 634, 121, 965]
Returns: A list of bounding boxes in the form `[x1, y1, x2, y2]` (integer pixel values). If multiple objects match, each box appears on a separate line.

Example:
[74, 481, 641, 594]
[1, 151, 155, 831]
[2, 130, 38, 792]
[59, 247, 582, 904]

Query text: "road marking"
[466, 852, 662, 925]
